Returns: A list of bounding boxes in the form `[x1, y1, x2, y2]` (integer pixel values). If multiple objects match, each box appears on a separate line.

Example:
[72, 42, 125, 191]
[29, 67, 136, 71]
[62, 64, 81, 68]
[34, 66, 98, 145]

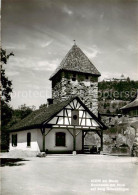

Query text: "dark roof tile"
[121, 95, 138, 110]
[49, 45, 101, 80]
[9, 98, 74, 131]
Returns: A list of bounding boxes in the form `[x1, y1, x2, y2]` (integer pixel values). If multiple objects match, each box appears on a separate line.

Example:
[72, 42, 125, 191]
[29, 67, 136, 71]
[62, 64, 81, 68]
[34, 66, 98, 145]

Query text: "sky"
[2, 0, 138, 109]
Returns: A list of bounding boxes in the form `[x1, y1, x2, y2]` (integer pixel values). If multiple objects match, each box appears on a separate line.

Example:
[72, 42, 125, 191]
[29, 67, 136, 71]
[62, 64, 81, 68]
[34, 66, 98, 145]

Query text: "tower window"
[72, 73, 76, 81]
[12, 134, 17, 147]
[56, 132, 66, 146]
[27, 132, 31, 147]
[86, 75, 89, 80]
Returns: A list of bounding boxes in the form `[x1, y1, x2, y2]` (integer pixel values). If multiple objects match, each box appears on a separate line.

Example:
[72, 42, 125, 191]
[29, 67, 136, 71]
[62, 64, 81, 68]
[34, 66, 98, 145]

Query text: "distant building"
[104, 74, 127, 82]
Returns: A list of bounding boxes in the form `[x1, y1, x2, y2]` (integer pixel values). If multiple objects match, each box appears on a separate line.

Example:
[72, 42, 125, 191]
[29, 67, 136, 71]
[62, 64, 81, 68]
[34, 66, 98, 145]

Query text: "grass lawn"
[1, 154, 138, 195]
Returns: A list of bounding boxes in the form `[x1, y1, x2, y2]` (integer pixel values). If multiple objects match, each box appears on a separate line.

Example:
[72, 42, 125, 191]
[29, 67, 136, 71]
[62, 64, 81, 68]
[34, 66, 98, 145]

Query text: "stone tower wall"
[52, 71, 99, 116]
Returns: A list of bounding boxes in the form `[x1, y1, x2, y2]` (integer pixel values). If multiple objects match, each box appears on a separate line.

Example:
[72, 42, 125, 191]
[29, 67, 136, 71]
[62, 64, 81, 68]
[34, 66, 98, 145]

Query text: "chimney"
[47, 98, 53, 106]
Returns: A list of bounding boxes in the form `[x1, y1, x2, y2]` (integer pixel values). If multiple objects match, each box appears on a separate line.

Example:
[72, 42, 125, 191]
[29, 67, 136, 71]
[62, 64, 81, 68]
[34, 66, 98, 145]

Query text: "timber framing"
[41, 126, 104, 152]
[9, 96, 106, 154]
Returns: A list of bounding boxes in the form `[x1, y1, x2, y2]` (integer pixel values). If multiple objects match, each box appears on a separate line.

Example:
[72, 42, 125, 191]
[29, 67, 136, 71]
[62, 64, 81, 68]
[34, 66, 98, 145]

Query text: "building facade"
[9, 44, 106, 155]
[50, 44, 101, 116]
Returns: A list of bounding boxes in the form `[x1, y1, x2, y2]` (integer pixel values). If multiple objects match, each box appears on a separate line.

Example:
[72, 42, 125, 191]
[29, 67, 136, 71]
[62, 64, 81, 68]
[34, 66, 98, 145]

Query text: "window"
[27, 132, 31, 147]
[12, 134, 17, 147]
[72, 73, 76, 81]
[86, 75, 89, 80]
[56, 132, 65, 146]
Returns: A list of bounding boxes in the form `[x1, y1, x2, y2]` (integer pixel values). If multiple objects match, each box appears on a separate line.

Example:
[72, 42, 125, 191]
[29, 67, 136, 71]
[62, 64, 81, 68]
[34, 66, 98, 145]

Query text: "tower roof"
[49, 44, 101, 80]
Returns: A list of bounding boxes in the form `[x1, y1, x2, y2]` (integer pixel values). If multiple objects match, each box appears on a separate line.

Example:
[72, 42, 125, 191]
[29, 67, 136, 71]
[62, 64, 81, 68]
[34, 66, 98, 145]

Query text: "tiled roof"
[9, 96, 107, 131]
[9, 98, 74, 131]
[49, 44, 101, 80]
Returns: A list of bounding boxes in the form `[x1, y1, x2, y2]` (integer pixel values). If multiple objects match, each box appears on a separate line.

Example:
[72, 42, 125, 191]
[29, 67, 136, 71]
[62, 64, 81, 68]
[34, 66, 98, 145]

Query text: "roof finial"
[73, 40, 76, 45]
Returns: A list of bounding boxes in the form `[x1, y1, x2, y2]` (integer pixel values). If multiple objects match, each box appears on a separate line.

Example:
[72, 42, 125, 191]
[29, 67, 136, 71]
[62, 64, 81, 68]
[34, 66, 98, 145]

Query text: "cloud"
[36, 59, 60, 71]
[84, 45, 101, 59]
[6, 70, 20, 77]
[2, 0, 137, 109]
[62, 6, 73, 15]
[41, 40, 53, 48]
[127, 45, 137, 54]
[5, 43, 26, 50]
[100, 13, 104, 19]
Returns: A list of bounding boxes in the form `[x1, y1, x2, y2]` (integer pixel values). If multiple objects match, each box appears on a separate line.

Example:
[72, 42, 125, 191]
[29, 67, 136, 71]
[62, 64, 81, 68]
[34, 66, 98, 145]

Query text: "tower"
[49, 44, 101, 116]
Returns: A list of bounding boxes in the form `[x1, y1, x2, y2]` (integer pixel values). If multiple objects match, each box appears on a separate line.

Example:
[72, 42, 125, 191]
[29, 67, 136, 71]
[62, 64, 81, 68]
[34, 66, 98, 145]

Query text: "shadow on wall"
[1, 158, 29, 167]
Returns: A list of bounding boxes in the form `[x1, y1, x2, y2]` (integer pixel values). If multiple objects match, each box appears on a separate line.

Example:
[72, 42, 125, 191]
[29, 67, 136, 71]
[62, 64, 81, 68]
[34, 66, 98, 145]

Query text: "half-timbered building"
[9, 44, 107, 155]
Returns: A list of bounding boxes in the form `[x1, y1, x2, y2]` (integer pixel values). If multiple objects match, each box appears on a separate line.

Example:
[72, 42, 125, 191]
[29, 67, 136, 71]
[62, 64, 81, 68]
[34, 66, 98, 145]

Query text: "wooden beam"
[73, 129, 76, 151]
[95, 131, 101, 138]
[45, 128, 53, 136]
[84, 132, 88, 137]
[66, 128, 74, 137]
[42, 128, 45, 152]
[82, 131, 84, 152]
[40, 128, 43, 135]
[76, 130, 81, 136]
[101, 130, 103, 151]
[52, 126, 97, 131]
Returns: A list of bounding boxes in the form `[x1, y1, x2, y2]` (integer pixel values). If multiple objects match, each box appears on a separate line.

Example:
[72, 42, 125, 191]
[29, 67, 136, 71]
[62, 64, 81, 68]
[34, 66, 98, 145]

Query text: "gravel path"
[1, 154, 138, 195]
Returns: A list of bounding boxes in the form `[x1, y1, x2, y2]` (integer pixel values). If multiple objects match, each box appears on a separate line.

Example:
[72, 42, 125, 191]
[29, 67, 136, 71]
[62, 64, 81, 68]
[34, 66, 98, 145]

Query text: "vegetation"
[8, 105, 34, 128]
[1, 49, 34, 151]
[39, 103, 47, 109]
[98, 80, 138, 101]
[1, 49, 14, 151]
[98, 79, 138, 114]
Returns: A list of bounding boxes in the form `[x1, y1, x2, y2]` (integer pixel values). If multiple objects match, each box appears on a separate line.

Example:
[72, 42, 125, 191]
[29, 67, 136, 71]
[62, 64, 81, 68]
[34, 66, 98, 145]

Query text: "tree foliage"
[98, 80, 138, 101]
[1, 49, 14, 102]
[15, 104, 34, 119]
[39, 103, 47, 109]
[8, 104, 34, 128]
[1, 49, 14, 151]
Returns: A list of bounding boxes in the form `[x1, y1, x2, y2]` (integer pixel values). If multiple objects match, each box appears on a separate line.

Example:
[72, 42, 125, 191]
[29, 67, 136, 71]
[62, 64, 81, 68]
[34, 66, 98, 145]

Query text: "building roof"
[9, 96, 106, 131]
[9, 98, 74, 131]
[121, 95, 138, 110]
[49, 44, 101, 80]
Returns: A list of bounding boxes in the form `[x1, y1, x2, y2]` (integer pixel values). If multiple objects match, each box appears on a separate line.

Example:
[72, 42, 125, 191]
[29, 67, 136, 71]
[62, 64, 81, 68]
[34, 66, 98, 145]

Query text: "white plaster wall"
[37, 129, 43, 151]
[9, 128, 82, 152]
[76, 130, 82, 150]
[45, 129, 82, 151]
[9, 129, 41, 152]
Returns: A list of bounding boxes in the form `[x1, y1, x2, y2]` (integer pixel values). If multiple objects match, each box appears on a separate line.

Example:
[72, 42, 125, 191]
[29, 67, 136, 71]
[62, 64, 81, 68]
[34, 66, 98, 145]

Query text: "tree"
[127, 77, 130, 82]
[1, 102, 13, 151]
[1, 49, 14, 151]
[1, 49, 14, 102]
[17, 104, 33, 119]
[8, 104, 34, 128]
[39, 103, 47, 109]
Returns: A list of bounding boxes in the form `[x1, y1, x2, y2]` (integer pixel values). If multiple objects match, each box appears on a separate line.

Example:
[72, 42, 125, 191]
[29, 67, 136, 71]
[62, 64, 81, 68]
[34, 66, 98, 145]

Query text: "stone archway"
[82, 130, 103, 154]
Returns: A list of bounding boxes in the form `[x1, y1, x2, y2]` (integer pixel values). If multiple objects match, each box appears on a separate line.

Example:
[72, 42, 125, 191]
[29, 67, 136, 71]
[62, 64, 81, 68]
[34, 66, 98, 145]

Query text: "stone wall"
[131, 121, 138, 157]
[84, 124, 136, 155]
[52, 71, 99, 116]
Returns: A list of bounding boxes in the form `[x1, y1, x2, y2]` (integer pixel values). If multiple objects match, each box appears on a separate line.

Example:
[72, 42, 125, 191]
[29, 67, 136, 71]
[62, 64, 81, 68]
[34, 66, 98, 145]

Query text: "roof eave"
[49, 69, 101, 81]
[8, 124, 42, 132]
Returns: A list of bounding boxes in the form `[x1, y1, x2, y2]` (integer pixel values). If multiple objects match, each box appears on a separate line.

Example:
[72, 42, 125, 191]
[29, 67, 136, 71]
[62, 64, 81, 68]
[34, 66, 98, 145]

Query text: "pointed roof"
[49, 44, 101, 80]
[8, 96, 106, 131]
